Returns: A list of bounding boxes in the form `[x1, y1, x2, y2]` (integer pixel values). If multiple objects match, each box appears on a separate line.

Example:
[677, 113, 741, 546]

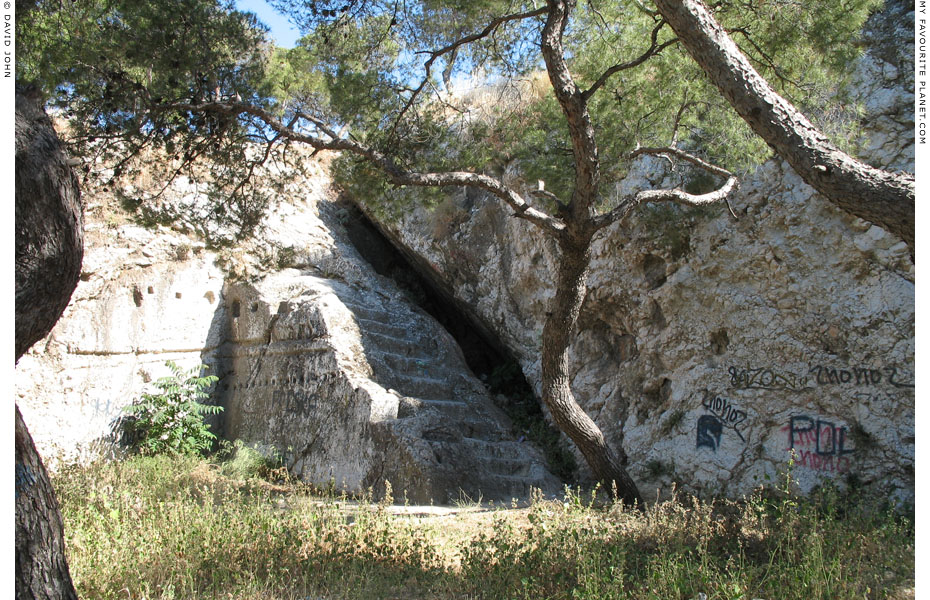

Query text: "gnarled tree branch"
[540, 0, 601, 223]
[582, 20, 677, 101]
[652, 0, 914, 256]
[159, 100, 566, 235]
[594, 145, 738, 229]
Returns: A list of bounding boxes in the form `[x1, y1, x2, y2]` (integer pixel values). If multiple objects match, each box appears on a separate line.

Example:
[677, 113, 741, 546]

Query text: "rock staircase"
[336, 289, 562, 504]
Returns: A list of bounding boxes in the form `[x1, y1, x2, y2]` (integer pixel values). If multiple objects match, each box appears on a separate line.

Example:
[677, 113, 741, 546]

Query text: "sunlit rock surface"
[368, 2, 914, 503]
[16, 159, 560, 504]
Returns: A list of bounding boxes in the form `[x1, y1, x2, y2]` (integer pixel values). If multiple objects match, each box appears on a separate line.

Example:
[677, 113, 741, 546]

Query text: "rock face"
[16, 158, 560, 504]
[217, 268, 559, 503]
[16, 1, 913, 505]
[363, 3, 915, 502]
[15, 224, 228, 465]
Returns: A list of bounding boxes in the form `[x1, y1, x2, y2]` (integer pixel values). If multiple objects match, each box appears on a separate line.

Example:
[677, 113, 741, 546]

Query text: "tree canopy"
[18, 0, 887, 240]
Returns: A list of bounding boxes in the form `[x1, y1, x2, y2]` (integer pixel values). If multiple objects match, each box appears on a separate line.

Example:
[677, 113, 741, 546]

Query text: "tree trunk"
[15, 85, 84, 360]
[15, 84, 84, 600]
[653, 0, 914, 255]
[533, 1, 642, 506]
[15, 407, 79, 600]
[541, 232, 643, 506]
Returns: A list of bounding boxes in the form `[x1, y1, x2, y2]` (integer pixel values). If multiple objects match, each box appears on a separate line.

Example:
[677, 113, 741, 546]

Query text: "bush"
[122, 361, 222, 456]
[216, 439, 291, 482]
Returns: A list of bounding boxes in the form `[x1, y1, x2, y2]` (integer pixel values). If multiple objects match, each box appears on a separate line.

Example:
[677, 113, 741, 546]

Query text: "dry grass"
[55, 454, 914, 600]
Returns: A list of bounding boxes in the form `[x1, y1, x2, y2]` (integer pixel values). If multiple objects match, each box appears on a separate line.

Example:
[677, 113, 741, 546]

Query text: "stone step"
[428, 436, 552, 481]
[461, 438, 534, 460]
[374, 369, 455, 399]
[417, 400, 505, 440]
[366, 351, 464, 388]
[340, 299, 397, 323]
[397, 401, 503, 443]
[333, 286, 562, 502]
[476, 456, 540, 478]
[410, 397, 472, 415]
[356, 318, 424, 343]
[362, 328, 439, 359]
[374, 351, 449, 375]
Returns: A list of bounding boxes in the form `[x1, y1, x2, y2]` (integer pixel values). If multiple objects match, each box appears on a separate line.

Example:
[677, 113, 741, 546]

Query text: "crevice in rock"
[709, 329, 729, 355]
[341, 201, 510, 378]
[642, 254, 668, 290]
[340, 199, 577, 481]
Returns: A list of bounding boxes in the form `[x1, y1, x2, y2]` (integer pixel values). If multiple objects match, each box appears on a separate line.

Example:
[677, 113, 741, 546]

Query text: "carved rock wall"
[367, 3, 915, 502]
[16, 158, 560, 504]
[15, 225, 227, 465]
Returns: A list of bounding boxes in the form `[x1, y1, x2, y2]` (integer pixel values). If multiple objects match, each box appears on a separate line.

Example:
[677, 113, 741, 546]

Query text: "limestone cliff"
[359, 2, 915, 502]
[16, 157, 561, 504]
[15, 2, 913, 505]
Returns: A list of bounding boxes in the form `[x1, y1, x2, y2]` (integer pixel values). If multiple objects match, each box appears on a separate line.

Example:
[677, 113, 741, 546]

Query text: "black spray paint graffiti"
[809, 365, 914, 388]
[728, 366, 809, 391]
[729, 364, 914, 392]
[696, 393, 748, 451]
[696, 415, 723, 451]
[781, 415, 856, 473]
[701, 393, 747, 442]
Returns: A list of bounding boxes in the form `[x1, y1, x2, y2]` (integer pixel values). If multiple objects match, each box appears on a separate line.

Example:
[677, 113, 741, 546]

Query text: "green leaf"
[121, 361, 223, 457]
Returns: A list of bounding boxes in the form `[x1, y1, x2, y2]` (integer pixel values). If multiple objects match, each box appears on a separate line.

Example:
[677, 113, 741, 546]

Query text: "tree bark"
[15, 86, 84, 360]
[541, 231, 644, 506]
[653, 0, 914, 255]
[15, 407, 79, 600]
[15, 84, 83, 600]
[540, 0, 600, 219]
[532, 1, 643, 505]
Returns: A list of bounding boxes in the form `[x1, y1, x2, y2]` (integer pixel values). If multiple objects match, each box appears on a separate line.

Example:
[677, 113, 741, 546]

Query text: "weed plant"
[55, 454, 914, 600]
[121, 361, 221, 457]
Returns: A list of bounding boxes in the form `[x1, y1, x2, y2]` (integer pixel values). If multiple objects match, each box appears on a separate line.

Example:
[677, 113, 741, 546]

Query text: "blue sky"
[235, 0, 301, 48]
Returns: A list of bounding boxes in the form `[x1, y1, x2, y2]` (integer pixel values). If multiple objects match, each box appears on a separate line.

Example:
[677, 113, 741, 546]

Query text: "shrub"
[216, 439, 291, 482]
[122, 361, 222, 456]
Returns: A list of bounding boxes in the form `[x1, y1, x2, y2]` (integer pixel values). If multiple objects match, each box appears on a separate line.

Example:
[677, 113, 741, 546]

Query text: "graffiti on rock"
[93, 397, 119, 419]
[701, 393, 747, 442]
[728, 366, 809, 391]
[809, 365, 914, 388]
[696, 415, 723, 451]
[781, 415, 855, 473]
[697, 393, 748, 451]
[729, 364, 914, 391]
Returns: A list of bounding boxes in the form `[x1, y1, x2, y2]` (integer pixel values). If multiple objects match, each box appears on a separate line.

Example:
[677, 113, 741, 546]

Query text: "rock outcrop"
[360, 2, 915, 502]
[217, 268, 559, 503]
[15, 2, 913, 505]
[16, 157, 560, 504]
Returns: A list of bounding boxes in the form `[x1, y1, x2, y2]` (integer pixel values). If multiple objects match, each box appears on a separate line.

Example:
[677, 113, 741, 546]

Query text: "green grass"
[54, 454, 914, 600]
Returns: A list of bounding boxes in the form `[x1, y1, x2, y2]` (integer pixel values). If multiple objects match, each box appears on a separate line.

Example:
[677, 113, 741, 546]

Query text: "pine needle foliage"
[17, 0, 880, 229]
